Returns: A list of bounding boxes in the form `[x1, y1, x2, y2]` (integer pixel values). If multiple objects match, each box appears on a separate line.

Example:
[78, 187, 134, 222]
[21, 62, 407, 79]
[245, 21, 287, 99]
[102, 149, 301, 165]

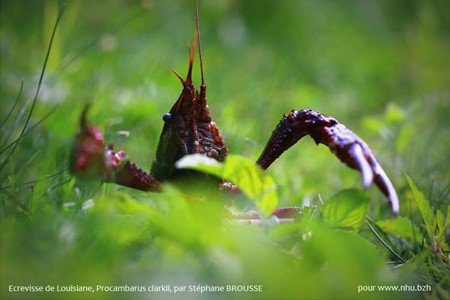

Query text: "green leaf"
[377, 216, 424, 243]
[436, 209, 444, 233]
[435, 208, 449, 250]
[176, 154, 278, 217]
[446, 205, 450, 229]
[405, 174, 434, 240]
[322, 189, 370, 229]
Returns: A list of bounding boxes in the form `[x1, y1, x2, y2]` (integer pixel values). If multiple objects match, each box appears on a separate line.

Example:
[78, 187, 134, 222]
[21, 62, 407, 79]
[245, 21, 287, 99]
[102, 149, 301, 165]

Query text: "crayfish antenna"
[195, 0, 207, 109]
[196, 0, 205, 87]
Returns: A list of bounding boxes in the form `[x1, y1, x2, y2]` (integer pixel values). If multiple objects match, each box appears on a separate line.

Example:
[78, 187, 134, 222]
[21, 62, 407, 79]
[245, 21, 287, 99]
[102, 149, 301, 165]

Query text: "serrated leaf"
[436, 209, 444, 233]
[446, 206, 450, 229]
[176, 154, 278, 217]
[377, 216, 423, 243]
[435, 208, 449, 250]
[322, 189, 370, 229]
[405, 174, 434, 240]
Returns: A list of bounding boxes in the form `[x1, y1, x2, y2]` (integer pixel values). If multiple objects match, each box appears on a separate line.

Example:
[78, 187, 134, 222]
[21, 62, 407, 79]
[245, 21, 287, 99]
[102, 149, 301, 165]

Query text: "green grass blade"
[365, 218, 406, 264]
[1, 5, 66, 170]
[0, 80, 23, 132]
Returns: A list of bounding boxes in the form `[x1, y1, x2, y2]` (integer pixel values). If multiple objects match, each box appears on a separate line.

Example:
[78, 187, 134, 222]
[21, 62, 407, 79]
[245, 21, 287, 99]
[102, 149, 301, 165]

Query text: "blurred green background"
[1, 0, 449, 299]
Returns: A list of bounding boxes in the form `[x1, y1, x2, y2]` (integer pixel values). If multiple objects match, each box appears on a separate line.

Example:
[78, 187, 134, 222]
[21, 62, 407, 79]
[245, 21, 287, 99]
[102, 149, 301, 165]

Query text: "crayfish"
[70, 1, 399, 220]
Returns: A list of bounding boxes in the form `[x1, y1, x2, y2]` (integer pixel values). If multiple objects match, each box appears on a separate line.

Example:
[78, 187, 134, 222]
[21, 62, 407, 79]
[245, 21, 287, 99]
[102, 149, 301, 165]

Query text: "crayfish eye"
[163, 113, 172, 123]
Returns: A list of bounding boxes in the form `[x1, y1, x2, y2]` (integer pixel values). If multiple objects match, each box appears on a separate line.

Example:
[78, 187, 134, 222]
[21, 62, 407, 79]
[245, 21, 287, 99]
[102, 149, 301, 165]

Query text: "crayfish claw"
[329, 132, 400, 216]
[349, 142, 399, 215]
[257, 109, 400, 215]
[348, 143, 374, 189]
[70, 105, 107, 179]
[373, 166, 400, 216]
[70, 106, 162, 192]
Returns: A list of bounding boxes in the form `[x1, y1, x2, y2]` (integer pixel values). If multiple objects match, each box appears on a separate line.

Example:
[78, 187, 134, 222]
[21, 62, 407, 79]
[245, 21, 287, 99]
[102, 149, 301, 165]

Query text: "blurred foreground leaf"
[176, 154, 278, 217]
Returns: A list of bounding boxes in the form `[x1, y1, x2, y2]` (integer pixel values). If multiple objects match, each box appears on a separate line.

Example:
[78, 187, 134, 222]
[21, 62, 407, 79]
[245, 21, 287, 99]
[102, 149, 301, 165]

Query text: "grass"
[1, 1, 449, 299]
